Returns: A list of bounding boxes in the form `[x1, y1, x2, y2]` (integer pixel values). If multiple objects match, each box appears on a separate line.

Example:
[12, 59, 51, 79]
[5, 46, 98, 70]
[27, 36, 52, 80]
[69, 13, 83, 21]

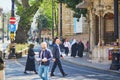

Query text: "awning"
[76, 0, 91, 8]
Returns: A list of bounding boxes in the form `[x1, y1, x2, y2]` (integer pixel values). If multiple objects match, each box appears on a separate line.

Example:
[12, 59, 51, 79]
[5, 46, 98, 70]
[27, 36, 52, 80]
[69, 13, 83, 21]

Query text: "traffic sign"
[10, 32, 15, 40]
[9, 24, 16, 32]
[9, 17, 16, 24]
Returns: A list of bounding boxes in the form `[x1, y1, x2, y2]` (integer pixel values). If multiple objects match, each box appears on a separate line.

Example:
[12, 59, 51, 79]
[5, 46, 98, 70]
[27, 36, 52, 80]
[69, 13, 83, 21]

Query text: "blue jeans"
[38, 65, 49, 80]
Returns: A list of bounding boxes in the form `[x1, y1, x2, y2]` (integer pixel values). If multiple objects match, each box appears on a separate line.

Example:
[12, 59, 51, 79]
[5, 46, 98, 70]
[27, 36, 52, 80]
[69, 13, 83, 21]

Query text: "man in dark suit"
[50, 38, 67, 77]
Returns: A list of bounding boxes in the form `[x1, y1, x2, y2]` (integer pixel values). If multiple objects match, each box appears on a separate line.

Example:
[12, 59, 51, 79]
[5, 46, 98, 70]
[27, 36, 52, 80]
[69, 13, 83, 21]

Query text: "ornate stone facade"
[77, 0, 117, 63]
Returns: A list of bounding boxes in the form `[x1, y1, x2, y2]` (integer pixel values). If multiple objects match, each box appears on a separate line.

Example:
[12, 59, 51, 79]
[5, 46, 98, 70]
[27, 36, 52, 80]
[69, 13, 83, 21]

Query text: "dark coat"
[71, 42, 78, 57]
[77, 42, 84, 57]
[52, 44, 62, 59]
[25, 48, 36, 71]
[39, 49, 52, 66]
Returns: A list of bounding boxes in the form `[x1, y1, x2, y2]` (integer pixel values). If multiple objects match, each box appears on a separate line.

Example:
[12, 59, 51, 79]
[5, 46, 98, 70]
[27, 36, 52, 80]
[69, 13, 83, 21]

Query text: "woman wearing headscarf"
[71, 39, 78, 57]
[24, 44, 37, 74]
[77, 40, 84, 57]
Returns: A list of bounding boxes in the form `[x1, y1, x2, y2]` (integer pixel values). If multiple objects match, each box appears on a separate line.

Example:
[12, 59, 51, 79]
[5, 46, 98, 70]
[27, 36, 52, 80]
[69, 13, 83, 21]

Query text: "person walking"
[50, 38, 67, 77]
[77, 40, 84, 57]
[71, 40, 78, 57]
[63, 38, 71, 56]
[37, 42, 52, 80]
[24, 44, 37, 74]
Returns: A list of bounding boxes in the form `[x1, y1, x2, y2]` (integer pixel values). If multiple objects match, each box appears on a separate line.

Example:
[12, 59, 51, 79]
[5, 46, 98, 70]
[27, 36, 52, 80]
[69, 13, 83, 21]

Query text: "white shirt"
[64, 42, 71, 48]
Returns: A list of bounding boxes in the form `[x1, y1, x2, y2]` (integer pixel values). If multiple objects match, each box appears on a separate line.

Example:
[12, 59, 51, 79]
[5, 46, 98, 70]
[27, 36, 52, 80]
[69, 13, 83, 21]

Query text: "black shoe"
[50, 74, 55, 77]
[24, 71, 27, 74]
[63, 73, 68, 77]
[35, 72, 38, 74]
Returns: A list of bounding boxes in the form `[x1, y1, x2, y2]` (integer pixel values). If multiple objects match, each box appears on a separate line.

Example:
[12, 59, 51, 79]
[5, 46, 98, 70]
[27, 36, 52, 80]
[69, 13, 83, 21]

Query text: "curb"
[63, 59, 120, 74]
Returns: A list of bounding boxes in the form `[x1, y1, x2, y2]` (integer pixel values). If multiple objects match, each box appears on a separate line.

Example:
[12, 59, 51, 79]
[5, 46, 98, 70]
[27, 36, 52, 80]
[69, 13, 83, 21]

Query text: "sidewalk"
[5, 57, 40, 80]
[63, 52, 120, 74]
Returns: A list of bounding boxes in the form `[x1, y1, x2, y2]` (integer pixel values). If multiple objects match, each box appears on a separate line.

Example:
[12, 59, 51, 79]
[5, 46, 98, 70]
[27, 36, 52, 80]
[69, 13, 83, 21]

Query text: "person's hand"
[42, 58, 48, 62]
[52, 58, 56, 62]
[61, 56, 64, 59]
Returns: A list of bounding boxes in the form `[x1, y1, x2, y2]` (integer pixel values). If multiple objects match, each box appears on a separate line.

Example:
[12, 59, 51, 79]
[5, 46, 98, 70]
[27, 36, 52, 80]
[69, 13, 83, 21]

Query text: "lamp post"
[11, 0, 15, 17]
[2, 13, 5, 43]
[10, 0, 15, 42]
[52, 0, 55, 39]
[60, 1, 62, 39]
[114, 0, 119, 44]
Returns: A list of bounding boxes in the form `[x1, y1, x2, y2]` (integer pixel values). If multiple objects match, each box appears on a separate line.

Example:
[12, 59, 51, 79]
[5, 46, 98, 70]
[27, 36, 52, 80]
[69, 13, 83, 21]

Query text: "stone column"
[100, 11, 104, 44]
[90, 9, 96, 52]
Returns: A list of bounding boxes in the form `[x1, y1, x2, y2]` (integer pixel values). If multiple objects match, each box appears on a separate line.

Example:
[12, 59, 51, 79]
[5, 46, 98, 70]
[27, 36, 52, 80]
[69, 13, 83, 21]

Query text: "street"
[5, 56, 120, 80]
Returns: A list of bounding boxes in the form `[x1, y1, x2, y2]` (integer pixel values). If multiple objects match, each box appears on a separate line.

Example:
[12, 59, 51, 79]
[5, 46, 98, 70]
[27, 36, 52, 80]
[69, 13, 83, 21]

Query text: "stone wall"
[58, 4, 89, 44]
[92, 46, 112, 63]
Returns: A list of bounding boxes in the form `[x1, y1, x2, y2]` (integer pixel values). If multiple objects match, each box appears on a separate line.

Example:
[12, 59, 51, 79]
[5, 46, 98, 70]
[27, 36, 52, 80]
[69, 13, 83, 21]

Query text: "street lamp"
[2, 13, 5, 43]
[60, 0, 62, 39]
[114, 0, 119, 44]
[52, 0, 55, 39]
[11, 0, 15, 17]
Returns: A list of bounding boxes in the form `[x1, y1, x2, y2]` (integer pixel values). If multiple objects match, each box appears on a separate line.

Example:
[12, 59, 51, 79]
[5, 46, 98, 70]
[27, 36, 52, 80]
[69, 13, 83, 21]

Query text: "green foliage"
[15, 0, 43, 43]
[37, 14, 49, 29]
[15, 44, 29, 52]
[39, 0, 53, 29]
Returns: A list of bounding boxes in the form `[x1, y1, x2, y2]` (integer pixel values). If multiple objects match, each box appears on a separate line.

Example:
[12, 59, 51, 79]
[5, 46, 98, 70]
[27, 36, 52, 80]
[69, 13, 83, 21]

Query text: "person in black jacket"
[24, 44, 37, 74]
[77, 41, 84, 57]
[50, 38, 67, 77]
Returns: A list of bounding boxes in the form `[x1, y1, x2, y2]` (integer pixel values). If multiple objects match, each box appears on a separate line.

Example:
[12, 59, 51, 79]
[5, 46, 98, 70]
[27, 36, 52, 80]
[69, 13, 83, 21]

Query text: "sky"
[0, 0, 11, 12]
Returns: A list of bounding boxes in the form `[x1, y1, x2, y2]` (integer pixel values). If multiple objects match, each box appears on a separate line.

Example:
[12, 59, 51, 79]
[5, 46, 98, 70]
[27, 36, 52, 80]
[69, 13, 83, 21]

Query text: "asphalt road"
[59, 61, 120, 80]
[12, 56, 120, 80]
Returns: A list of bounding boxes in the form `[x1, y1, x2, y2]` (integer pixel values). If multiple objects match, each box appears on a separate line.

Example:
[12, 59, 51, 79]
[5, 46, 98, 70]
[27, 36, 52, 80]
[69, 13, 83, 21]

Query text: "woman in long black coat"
[24, 44, 37, 74]
[71, 42, 78, 57]
[77, 41, 84, 57]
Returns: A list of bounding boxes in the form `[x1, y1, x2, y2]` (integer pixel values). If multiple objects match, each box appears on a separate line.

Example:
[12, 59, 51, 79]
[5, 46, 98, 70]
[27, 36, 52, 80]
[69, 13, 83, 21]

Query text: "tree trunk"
[14, 0, 41, 43]
[15, 24, 29, 43]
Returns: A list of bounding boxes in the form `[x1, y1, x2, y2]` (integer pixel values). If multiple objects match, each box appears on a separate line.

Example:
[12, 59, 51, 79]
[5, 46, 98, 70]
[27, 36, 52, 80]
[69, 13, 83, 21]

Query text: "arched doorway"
[104, 13, 115, 44]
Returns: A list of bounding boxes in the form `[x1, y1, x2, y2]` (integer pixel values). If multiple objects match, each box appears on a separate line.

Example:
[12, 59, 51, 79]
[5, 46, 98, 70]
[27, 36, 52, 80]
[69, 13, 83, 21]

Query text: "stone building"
[58, 4, 89, 46]
[77, 0, 119, 63]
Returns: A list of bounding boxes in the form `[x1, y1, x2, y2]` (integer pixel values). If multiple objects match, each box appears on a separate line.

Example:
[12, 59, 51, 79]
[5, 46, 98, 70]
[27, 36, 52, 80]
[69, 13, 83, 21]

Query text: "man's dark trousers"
[51, 58, 65, 75]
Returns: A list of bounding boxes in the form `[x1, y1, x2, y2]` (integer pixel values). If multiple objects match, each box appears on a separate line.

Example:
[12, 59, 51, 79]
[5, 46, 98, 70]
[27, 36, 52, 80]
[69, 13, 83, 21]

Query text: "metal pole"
[114, 0, 119, 41]
[11, 0, 15, 17]
[60, 1, 62, 39]
[10, 0, 15, 43]
[2, 14, 4, 43]
[52, 0, 54, 39]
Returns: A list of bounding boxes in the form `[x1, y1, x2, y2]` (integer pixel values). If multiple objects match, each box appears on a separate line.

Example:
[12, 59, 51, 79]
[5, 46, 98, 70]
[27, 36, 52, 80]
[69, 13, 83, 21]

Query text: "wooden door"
[104, 13, 115, 44]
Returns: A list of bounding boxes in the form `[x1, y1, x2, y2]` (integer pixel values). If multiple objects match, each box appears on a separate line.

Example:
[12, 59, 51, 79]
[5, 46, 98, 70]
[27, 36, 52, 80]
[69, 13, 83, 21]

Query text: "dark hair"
[29, 44, 34, 48]
[52, 37, 58, 45]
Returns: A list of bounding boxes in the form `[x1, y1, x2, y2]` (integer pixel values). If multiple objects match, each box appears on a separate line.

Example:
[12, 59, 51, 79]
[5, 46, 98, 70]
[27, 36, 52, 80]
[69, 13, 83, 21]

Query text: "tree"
[14, 0, 43, 43]
[36, 14, 50, 42]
